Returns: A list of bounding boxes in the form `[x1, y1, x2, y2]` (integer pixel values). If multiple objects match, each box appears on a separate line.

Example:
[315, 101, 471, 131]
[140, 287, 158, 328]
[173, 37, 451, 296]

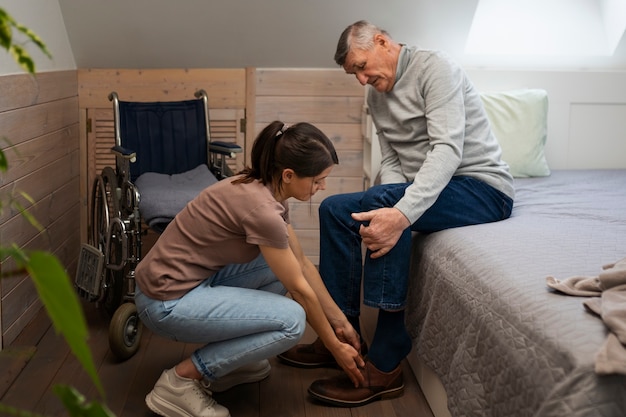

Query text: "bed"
[405, 169, 626, 417]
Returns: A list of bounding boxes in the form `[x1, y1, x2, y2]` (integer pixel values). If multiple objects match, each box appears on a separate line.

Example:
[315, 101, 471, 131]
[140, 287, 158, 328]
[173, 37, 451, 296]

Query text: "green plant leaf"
[53, 385, 115, 417]
[13, 192, 44, 231]
[0, 6, 51, 73]
[26, 251, 105, 397]
[0, 8, 13, 50]
[14, 21, 51, 58]
[1, 6, 104, 417]
[0, 148, 8, 172]
[9, 44, 35, 74]
[0, 244, 28, 275]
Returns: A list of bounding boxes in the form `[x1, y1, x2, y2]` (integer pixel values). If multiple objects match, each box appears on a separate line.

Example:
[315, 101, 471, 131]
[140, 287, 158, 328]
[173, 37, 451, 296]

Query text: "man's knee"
[361, 184, 402, 210]
[319, 194, 339, 216]
[319, 192, 360, 217]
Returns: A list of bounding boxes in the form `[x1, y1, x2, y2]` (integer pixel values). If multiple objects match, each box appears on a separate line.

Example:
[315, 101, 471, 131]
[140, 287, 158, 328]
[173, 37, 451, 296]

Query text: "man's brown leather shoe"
[277, 337, 337, 368]
[307, 358, 404, 407]
[277, 337, 368, 368]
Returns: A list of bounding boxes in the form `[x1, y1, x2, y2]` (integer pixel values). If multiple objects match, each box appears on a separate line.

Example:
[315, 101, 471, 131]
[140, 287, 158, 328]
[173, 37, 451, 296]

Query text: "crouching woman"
[134, 121, 365, 417]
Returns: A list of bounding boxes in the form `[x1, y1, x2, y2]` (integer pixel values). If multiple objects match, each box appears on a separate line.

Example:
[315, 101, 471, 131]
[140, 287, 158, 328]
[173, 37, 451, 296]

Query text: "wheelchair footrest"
[75, 243, 104, 301]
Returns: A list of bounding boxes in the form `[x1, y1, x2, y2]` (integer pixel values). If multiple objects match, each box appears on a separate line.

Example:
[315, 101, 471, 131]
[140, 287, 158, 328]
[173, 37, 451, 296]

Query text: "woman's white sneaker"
[146, 368, 230, 417]
[209, 359, 271, 392]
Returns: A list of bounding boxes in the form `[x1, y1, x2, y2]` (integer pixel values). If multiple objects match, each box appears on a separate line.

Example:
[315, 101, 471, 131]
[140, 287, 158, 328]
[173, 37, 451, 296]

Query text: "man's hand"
[352, 208, 410, 259]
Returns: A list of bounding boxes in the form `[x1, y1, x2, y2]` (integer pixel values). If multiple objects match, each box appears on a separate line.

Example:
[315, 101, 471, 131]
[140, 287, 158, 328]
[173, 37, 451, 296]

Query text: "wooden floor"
[0, 299, 435, 417]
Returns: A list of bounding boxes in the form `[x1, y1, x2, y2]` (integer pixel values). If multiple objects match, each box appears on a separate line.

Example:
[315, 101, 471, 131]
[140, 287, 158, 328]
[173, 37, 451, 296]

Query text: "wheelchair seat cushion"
[135, 164, 218, 231]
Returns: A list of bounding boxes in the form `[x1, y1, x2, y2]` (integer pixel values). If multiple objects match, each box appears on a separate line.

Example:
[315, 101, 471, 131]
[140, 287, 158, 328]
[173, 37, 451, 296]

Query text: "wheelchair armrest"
[111, 145, 137, 162]
[209, 141, 243, 156]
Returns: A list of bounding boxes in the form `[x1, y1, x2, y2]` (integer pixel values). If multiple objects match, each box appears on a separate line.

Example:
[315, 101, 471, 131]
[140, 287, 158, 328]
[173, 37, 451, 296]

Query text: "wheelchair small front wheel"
[109, 302, 143, 360]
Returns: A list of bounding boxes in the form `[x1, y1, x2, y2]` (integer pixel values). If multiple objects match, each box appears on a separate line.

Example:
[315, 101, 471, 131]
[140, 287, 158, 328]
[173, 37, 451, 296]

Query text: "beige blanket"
[546, 256, 626, 375]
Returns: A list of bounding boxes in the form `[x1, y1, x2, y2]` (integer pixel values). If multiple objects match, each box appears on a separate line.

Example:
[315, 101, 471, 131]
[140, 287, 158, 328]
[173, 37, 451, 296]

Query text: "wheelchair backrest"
[117, 98, 209, 182]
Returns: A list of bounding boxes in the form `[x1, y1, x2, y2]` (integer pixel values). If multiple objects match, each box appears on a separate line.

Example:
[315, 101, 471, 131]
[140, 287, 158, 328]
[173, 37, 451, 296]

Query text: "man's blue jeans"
[319, 176, 513, 316]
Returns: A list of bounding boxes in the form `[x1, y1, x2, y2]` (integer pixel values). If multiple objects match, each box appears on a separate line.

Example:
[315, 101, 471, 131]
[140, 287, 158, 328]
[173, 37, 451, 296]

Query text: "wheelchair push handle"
[109, 91, 124, 149]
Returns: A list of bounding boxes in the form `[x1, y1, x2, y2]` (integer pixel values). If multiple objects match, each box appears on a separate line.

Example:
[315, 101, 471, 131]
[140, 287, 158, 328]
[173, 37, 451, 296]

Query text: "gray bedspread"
[406, 170, 626, 417]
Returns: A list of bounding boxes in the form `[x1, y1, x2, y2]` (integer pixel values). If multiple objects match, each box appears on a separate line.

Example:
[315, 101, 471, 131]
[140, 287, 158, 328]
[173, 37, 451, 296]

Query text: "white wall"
[0, 0, 75, 75]
[468, 69, 626, 170]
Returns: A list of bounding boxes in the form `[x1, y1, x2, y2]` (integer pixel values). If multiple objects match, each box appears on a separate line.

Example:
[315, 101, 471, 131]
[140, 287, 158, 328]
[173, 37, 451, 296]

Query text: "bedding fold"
[546, 256, 626, 375]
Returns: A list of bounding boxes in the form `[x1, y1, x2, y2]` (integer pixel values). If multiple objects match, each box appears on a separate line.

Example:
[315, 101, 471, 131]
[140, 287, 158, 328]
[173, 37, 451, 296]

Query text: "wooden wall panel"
[256, 96, 363, 124]
[77, 69, 246, 109]
[0, 70, 80, 348]
[254, 68, 365, 263]
[0, 70, 77, 113]
[255, 68, 363, 97]
[0, 124, 79, 187]
[0, 98, 78, 148]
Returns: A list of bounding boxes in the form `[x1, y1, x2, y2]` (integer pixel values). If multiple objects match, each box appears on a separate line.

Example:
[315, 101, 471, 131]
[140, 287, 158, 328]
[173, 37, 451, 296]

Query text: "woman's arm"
[260, 236, 365, 386]
[286, 225, 362, 349]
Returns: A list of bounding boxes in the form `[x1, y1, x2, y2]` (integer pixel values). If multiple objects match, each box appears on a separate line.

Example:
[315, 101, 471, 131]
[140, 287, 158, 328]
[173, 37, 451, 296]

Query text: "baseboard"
[406, 351, 452, 417]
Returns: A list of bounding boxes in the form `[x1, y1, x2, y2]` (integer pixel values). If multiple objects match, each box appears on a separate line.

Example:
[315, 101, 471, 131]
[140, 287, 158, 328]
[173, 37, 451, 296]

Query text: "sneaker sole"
[210, 360, 271, 392]
[147, 391, 232, 417]
[307, 384, 405, 407]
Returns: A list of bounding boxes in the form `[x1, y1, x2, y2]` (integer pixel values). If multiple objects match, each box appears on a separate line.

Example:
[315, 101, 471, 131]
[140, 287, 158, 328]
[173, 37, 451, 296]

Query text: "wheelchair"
[75, 90, 241, 360]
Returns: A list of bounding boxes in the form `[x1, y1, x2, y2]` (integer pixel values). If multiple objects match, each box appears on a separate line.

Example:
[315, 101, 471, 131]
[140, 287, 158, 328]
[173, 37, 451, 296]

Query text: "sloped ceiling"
[58, 0, 626, 70]
[57, 0, 478, 68]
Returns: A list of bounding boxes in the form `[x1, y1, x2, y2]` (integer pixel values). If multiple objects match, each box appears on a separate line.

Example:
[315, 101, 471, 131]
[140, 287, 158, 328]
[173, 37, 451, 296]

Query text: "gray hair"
[334, 20, 390, 66]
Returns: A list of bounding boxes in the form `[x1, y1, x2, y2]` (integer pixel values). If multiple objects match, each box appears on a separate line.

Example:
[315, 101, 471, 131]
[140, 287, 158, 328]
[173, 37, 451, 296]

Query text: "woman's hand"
[330, 340, 365, 387]
[333, 321, 361, 351]
[330, 321, 365, 386]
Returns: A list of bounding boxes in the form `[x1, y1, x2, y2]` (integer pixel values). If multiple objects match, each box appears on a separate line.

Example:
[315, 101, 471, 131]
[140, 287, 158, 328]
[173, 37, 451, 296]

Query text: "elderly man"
[279, 20, 515, 406]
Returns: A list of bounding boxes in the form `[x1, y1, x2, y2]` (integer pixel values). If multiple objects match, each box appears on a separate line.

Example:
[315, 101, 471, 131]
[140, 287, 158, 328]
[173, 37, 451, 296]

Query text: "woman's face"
[285, 166, 333, 201]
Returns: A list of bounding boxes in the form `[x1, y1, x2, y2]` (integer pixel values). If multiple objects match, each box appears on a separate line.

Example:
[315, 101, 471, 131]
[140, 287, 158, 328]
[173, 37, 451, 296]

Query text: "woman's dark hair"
[234, 121, 338, 190]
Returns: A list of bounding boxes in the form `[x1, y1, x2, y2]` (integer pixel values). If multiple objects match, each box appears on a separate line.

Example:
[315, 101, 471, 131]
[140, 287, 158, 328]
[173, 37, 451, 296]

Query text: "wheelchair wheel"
[109, 302, 143, 360]
[90, 174, 110, 254]
[91, 170, 125, 315]
[102, 219, 126, 315]
[90, 167, 120, 251]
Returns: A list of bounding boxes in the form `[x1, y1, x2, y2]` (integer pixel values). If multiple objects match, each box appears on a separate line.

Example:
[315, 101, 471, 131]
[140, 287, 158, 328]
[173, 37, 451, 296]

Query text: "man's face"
[342, 35, 397, 93]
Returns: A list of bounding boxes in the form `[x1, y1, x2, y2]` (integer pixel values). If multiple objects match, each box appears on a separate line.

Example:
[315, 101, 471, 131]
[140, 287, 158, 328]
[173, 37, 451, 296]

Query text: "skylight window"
[465, 0, 626, 56]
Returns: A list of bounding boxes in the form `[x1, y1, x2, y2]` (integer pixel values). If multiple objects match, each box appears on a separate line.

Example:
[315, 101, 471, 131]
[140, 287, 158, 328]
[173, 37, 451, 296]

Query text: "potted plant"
[1, 7, 113, 416]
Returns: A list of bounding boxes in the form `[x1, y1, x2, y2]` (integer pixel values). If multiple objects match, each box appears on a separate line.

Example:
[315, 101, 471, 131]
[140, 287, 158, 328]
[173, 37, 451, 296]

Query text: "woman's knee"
[283, 301, 306, 341]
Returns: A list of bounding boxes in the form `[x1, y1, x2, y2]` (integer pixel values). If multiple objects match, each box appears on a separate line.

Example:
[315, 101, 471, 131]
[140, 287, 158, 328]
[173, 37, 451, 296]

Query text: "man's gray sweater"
[368, 45, 515, 224]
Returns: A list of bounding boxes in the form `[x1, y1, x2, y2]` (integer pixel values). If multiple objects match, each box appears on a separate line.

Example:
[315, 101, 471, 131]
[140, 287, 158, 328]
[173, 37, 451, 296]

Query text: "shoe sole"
[210, 360, 271, 392]
[146, 391, 218, 417]
[146, 391, 232, 417]
[276, 354, 338, 369]
[307, 384, 405, 407]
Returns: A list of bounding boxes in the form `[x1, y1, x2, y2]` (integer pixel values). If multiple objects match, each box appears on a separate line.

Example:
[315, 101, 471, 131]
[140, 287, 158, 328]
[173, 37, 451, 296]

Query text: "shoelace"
[192, 379, 218, 408]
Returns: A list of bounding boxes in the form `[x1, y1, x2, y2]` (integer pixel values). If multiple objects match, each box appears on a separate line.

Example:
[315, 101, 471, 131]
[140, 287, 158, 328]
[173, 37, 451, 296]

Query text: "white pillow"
[480, 89, 550, 178]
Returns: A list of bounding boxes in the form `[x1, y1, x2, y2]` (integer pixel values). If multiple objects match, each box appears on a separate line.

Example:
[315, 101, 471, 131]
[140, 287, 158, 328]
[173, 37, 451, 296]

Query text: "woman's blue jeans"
[135, 253, 306, 381]
[319, 176, 513, 316]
